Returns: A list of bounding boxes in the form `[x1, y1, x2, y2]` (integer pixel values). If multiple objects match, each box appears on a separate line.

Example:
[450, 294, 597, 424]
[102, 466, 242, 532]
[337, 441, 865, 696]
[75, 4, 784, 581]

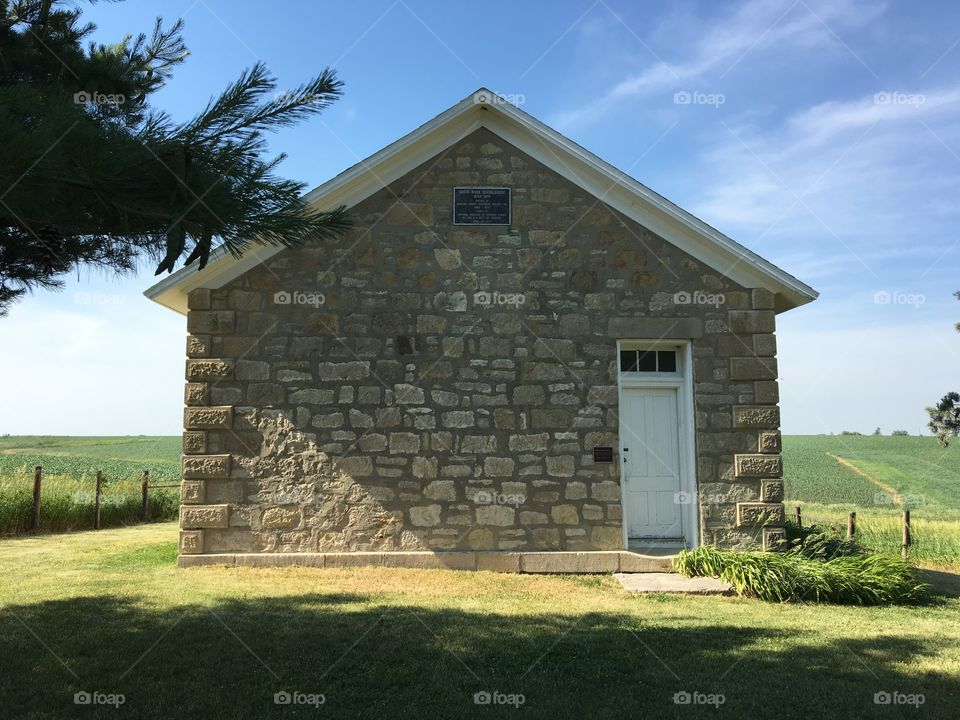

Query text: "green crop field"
[0, 436, 181, 535]
[782, 435, 960, 567]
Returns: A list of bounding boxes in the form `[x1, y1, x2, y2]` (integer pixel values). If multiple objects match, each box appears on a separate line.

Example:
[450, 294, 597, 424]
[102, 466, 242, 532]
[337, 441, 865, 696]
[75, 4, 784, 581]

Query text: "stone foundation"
[177, 549, 671, 573]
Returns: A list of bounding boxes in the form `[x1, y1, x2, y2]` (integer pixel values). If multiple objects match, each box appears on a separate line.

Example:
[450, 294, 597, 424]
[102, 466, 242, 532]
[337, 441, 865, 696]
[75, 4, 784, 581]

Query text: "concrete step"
[615, 572, 734, 595]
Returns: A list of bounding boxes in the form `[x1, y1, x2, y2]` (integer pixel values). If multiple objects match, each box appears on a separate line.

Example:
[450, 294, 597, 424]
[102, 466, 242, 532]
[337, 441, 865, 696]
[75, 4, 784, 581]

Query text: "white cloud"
[552, 0, 885, 128]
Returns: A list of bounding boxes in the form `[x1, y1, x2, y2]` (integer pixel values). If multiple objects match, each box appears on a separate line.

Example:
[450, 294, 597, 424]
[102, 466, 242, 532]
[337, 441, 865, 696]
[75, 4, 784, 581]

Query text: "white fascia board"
[144, 88, 817, 315]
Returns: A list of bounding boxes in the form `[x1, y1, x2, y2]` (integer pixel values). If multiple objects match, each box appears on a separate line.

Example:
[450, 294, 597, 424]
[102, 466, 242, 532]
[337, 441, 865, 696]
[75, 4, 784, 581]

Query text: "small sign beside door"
[593, 446, 614, 463]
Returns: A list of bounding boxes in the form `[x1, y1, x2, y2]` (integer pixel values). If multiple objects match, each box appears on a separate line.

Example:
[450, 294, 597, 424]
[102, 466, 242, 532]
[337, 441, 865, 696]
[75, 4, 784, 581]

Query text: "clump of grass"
[675, 546, 929, 605]
[0, 475, 179, 535]
[781, 521, 863, 560]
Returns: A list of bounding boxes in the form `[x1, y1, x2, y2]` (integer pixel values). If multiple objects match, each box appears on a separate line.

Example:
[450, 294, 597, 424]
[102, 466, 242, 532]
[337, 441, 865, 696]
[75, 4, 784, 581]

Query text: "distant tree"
[925, 291, 960, 446]
[872, 427, 882, 436]
[891, 430, 909, 436]
[927, 392, 960, 448]
[0, 0, 350, 314]
[840, 430, 863, 436]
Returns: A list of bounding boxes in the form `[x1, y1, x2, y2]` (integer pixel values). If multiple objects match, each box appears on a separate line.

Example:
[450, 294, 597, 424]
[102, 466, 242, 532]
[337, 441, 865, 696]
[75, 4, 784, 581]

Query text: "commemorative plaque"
[453, 187, 511, 225]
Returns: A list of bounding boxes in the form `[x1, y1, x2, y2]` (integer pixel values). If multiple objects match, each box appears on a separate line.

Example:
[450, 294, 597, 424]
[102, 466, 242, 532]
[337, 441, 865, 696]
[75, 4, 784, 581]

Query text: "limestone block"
[262, 506, 301, 529]
[508, 433, 549, 452]
[184, 406, 232, 430]
[727, 310, 775, 334]
[729, 357, 777, 380]
[753, 333, 777, 357]
[424, 480, 455, 500]
[317, 361, 370, 380]
[185, 359, 233, 382]
[389, 432, 420, 454]
[413, 457, 439, 479]
[736, 502, 785, 527]
[184, 383, 208, 406]
[187, 288, 211, 310]
[754, 381, 779, 404]
[751, 288, 776, 310]
[180, 504, 230, 529]
[762, 527, 786, 550]
[180, 480, 205, 504]
[483, 457, 515, 477]
[758, 431, 782, 453]
[182, 454, 231, 479]
[409, 505, 442, 527]
[476, 505, 515, 526]
[521, 552, 619, 573]
[461, 435, 497, 453]
[182, 431, 206, 455]
[394, 383, 425, 405]
[760, 479, 785, 503]
[734, 454, 783, 478]
[179, 530, 203, 554]
[733, 405, 780, 429]
[551, 504, 580, 525]
[591, 526, 624, 549]
[187, 310, 235, 335]
[546, 456, 575, 477]
[186, 334, 210, 358]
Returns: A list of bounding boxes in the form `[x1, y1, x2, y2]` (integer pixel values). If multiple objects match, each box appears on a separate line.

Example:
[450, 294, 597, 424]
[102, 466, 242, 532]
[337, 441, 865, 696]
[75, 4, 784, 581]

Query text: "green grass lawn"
[1, 524, 959, 719]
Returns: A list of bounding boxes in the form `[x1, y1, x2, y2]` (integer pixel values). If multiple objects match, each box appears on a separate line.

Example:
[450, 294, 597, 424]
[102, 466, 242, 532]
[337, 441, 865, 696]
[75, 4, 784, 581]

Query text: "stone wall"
[177, 127, 785, 558]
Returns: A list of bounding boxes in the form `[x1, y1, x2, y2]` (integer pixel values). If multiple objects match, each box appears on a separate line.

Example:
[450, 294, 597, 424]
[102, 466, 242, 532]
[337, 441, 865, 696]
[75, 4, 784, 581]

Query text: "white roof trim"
[145, 88, 818, 314]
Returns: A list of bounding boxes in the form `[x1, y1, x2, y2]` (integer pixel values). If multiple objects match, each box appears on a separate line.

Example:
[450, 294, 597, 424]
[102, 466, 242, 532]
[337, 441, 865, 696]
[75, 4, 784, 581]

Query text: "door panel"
[621, 388, 683, 539]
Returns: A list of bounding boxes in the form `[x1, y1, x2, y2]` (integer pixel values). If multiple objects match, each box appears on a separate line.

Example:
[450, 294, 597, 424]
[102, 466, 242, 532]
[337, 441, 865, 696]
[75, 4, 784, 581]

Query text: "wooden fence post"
[794, 505, 802, 528]
[901, 509, 911, 560]
[31, 466, 42, 531]
[141, 470, 149, 521]
[846, 511, 856, 540]
[94, 470, 103, 530]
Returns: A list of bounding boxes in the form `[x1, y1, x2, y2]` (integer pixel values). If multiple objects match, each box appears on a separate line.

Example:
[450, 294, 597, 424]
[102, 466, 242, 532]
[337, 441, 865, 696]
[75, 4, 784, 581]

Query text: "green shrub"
[781, 521, 863, 560]
[674, 546, 929, 605]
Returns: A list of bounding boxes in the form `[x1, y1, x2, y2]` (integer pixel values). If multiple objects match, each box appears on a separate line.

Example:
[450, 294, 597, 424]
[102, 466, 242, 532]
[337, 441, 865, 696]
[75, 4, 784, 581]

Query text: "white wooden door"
[620, 387, 684, 539]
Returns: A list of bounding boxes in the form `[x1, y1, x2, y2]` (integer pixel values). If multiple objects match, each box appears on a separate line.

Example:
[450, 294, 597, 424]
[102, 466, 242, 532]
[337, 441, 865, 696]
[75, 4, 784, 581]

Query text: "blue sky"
[2, 0, 958, 435]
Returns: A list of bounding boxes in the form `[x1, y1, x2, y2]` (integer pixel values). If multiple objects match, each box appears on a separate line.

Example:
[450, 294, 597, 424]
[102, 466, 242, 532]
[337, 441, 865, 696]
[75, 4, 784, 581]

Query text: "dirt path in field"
[828, 453, 903, 507]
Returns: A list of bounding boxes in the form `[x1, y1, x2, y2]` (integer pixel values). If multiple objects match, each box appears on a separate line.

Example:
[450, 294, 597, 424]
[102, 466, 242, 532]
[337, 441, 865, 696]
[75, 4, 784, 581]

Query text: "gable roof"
[144, 88, 817, 314]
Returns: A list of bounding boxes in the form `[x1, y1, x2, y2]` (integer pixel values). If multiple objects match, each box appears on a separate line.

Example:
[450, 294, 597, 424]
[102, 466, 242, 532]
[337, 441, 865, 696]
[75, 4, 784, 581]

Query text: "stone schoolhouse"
[145, 89, 817, 572]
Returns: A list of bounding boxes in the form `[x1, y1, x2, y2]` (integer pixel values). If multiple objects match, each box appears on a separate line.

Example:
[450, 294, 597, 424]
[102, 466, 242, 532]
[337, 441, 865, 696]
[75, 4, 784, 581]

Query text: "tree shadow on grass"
[0, 593, 953, 719]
